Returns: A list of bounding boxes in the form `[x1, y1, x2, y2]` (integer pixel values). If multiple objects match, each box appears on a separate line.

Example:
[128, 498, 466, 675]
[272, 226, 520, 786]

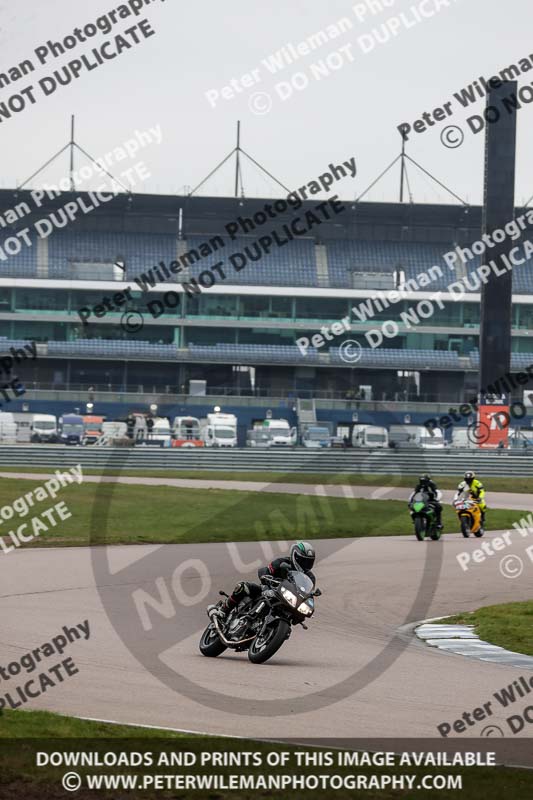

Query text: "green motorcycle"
[409, 490, 442, 541]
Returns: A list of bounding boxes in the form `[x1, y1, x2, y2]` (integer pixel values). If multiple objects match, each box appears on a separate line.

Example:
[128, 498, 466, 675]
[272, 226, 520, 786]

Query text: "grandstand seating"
[0, 232, 38, 277]
[36, 339, 464, 368]
[0, 338, 39, 351]
[47, 231, 177, 278]
[467, 350, 533, 370]
[7, 336, 533, 372]
[327, 240, 454, 289]
[510, 353, 533, 368]
[1, 228, 532, 295]
[185, 235, 317, 286]
[47, 339, 178, 359]
[329, 347, 461, 369]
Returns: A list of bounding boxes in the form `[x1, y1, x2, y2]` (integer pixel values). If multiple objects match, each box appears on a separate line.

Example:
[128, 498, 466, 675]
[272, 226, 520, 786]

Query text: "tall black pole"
[479, 82, 517, 400]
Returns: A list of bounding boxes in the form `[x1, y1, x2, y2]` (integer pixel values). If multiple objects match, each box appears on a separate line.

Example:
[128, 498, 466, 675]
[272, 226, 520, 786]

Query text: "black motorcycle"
[199, 570, 322, 664]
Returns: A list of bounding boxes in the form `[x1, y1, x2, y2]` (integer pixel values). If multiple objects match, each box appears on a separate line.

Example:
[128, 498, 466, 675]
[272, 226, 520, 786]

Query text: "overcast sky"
[1, 0, 532, 206]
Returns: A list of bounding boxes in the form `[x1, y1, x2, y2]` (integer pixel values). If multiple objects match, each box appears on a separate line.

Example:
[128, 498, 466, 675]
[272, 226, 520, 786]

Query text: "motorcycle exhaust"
[208, 610, 256, 647]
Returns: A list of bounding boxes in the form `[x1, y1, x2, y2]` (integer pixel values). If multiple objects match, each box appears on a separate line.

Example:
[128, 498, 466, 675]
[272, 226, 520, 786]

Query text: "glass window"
[11, 321, 67, 341]
[0, 289, 11, 312]
[239, 296, 270, 318]
[16, 289, 69, 311]
[296, 297, 347, 320]
[184, 327, 235, 345]
[186, 294, 237, 317]
[517, 305, 533, 330]
[237, 329, 295, 345]
[271, 297, 292, 318]
[462, 303, 479, 327]
[69, 290, 107, 309]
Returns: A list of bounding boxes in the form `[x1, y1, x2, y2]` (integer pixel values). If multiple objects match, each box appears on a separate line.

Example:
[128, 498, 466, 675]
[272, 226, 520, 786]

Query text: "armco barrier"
[0, 446, 531, 475]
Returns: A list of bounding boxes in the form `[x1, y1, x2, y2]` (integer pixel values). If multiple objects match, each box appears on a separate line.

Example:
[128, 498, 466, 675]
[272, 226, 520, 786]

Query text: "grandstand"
[1, 188, 533, 430]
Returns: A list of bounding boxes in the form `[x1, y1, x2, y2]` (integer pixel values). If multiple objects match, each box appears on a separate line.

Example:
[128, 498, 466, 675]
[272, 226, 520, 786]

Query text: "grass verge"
[0, 467, 532, 493]
[0, 477, 527, 547]
[437, 600, 533, 657]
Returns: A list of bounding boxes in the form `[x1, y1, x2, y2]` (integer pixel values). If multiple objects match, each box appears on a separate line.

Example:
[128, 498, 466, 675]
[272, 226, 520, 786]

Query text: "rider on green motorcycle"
[409, 474, 443, 529]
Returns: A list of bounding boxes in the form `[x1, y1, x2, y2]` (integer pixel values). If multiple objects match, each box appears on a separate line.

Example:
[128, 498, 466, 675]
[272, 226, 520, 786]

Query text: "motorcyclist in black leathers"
[409, 473, 443, 529]
[208, 541, 316, 620]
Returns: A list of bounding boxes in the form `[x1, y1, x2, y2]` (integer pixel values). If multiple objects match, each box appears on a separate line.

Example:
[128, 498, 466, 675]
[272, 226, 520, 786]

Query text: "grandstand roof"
[0, 188, 482, 241]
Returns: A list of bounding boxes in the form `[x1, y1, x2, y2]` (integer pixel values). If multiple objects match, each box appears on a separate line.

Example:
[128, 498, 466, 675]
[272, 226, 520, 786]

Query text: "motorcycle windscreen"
[412, 491, 430, 503]
[287, 570, 314, 595]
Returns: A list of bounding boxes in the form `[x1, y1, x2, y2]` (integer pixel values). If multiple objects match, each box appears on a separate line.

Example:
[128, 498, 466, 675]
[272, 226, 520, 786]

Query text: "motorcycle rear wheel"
[414, 516, 426, 541]
[199, 622, 227, 657]
[248, 619, 290, 664]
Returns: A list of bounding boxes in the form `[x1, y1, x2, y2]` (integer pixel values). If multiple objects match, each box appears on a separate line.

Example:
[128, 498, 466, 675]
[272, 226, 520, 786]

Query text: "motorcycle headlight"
[280, 587, 297, 607]
[297, 599, 315, 615]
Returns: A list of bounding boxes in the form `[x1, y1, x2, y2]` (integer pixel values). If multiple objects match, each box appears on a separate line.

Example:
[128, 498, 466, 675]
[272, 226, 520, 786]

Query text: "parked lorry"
[246, 427, 272, 447]
[58, 414, 84, 445]
[301, 425, 331, 448]
[389, 425, 445, 449]
[201, 412, 238, 447]
[418, 426, 446, 449]
[0, 412, 17, 443]
[451, 428, 476, 448]
[256, 418, 297, 447]
[172, 416, 204, 447]
[150, 417, 172, 445]
[351, 424, 389, 449]
[129, 413, 171, 445]
[96, 421, 128, 445]
[81, 415, 105, 445]
[14, 413, 58, 443]
[31, 414, 58, 443]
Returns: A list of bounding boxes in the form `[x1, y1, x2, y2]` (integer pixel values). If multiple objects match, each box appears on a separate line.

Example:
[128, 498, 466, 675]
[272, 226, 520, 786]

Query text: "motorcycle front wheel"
[248, 619, 290, 664]
[461, 516, 471, 537]
[199, 622, 227, 657]
[414, 516, 426, 541]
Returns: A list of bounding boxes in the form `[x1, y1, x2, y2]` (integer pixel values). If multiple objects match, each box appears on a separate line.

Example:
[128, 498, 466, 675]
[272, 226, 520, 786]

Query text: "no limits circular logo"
[91, 450, 443, 717]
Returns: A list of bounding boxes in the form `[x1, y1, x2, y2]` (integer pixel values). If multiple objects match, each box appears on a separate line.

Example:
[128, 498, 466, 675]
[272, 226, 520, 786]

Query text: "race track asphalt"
[2, 482, 533, 746]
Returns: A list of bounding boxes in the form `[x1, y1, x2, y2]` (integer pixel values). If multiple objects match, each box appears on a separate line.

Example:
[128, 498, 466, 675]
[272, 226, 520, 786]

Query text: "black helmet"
[419, 474, 432, 484]
[464, 471, 475, 484]
[290, 541, 315, 572]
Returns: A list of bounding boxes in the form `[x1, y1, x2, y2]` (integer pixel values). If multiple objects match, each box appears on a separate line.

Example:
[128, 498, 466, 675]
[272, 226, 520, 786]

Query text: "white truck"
[14, 412, 57, 443]
[0, 412, 17, 443]
[258, 418, 297, 447]
[14, 412, 35, 442]
[451, 428, 476, 448]
[351, 424, 389, 449]
[172, 416, 204, 447]
[149, 417, 172, 446]
[390, 425, 445, 449]
[418, 426, 446, 449]
[32, 414, 58, 443]
[301, 426, 331, 448]
[201, 412, 238, 447]
[133, 414, 172, 446]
